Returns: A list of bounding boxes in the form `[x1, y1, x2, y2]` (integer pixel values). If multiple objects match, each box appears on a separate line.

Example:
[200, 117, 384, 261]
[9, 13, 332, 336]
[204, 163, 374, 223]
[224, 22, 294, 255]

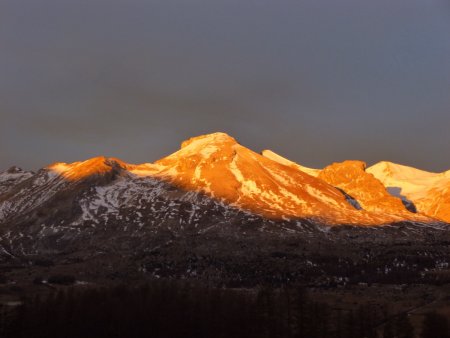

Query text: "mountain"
[0, 132, 449, 287]
[367, 161, 450, 223]
[129, 133, 401, 225]
[318, 160, 418, 217]
[0, 132, 447, 233]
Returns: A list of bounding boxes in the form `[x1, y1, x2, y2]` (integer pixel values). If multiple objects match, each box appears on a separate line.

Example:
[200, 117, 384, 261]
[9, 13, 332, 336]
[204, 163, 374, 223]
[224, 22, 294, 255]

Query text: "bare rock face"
[0, 167, 34, 195]
[424, 187, 450, 223]
[6, 166, 25, 174]
[318, 160, 413, 218]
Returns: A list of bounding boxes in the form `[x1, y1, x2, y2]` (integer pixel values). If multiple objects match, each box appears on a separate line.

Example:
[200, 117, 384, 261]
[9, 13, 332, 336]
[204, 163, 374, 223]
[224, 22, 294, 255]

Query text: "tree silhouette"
[0, 281, 393, 338]
[421, 312, 449, 338]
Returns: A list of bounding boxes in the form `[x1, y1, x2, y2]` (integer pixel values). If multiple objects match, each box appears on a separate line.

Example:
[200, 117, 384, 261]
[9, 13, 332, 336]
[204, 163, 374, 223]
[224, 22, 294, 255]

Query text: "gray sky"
[1, 0, 450, 172]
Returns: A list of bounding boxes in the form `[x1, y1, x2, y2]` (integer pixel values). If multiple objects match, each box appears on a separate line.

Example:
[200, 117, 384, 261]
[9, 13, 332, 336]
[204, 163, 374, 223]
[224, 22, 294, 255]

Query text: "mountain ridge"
[0, 132, 449, 288]
[1, 132, 449, 225]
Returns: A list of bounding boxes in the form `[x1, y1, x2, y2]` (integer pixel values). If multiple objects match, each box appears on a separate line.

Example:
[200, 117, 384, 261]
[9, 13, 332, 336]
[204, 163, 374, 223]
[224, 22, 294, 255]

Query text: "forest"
[0, 280, 448, 338]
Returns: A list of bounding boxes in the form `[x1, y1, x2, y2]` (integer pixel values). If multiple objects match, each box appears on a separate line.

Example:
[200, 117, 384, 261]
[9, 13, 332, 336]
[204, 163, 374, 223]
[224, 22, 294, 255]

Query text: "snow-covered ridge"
[367, 161, 450, 222]
[261, 150, 320, 177]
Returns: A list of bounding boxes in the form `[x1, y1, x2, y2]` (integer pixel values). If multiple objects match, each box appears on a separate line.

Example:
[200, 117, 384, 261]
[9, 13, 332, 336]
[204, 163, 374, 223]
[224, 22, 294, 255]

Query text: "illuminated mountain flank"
[1, 132, 447, 228]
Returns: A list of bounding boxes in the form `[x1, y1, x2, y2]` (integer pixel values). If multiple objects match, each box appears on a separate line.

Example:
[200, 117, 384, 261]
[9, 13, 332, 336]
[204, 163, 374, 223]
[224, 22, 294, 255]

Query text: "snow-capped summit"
[131, 132, 362, 223]
[367, 161, 450, 222]
[180, 132, 238, 150]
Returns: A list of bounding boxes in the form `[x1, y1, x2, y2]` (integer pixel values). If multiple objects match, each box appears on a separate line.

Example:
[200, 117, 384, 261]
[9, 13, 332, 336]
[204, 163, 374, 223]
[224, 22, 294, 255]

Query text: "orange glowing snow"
[45, 132, 448, 225]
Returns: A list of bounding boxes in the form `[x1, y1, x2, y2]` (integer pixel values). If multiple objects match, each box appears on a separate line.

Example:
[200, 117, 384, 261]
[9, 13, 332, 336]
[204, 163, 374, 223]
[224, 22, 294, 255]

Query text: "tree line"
[0, 280, 448, 338]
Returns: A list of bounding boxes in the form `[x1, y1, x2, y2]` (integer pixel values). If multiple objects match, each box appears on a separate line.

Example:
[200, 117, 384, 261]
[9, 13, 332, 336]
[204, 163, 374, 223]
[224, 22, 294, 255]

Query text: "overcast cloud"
[1, 0, 450, 171]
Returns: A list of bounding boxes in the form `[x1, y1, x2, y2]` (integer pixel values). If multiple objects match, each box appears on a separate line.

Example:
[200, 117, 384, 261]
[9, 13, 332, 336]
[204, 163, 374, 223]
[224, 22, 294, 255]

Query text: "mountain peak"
[319, 160, 411, 216]
[47, 156, 127, 181]
[5, 166, 25, 174]
[155, 132, 239, 168]
[149, 134, 383, 223]
[367, 161, 441, 182]
[180, 132, 237, 149]
[368, 161, 450, 222]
